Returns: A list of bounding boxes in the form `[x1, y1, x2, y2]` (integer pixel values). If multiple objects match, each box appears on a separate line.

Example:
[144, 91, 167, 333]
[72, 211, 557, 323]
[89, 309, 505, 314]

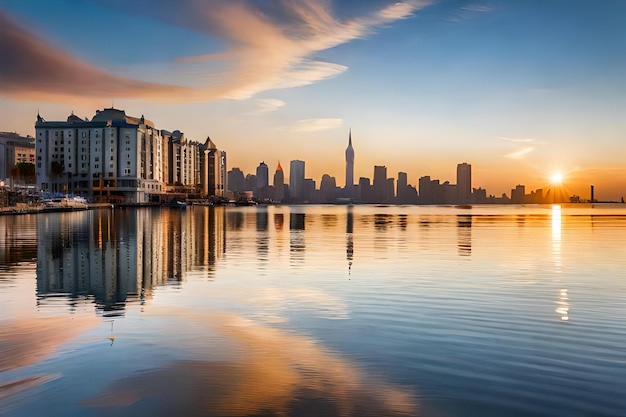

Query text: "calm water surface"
[1, 205, 625, 416]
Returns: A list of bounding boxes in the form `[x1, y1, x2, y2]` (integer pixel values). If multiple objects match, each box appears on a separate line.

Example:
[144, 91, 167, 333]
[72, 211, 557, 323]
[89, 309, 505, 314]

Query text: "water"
[1, 205, 625, 416]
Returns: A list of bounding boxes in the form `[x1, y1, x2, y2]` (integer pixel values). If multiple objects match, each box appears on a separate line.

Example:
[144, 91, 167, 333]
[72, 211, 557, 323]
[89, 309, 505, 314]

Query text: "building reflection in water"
[256, 208, 269, 268]
[274, 213, 284, 231]
[289, 212, 305, 263]
[36, 207, 224, 316]
[346, 207, 354, 264]
[457, 214, 472, 257]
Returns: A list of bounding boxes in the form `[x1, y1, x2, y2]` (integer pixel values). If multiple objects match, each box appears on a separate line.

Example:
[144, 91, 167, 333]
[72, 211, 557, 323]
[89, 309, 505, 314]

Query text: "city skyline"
[1, 1, 625, 200]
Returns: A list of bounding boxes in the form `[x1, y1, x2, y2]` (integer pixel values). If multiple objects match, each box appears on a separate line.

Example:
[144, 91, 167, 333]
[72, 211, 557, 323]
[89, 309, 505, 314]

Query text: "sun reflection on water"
[551, 205, 562, 272]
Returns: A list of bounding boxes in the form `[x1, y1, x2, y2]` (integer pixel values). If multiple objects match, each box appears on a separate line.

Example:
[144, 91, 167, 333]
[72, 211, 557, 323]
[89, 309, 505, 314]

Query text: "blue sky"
[1, 0, 625, 199]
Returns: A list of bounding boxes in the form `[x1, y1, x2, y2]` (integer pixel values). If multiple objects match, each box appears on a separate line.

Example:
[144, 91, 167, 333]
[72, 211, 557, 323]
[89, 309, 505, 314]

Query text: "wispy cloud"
[498, 136, 535, 143]
[505, 147, 534, 159]
[287, 118, 343, 132]
[448, 3, 492, 22]
[0, 0, 432, 102]
[245, 98, 286, 115]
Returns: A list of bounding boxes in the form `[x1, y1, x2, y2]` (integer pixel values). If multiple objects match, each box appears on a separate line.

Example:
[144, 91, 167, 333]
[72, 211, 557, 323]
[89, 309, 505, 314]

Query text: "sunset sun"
[550, 172, 564, 185]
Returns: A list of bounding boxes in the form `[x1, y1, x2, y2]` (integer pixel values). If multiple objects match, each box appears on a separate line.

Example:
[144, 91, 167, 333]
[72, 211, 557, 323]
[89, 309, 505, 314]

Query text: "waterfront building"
[345, 129, 355, 190]
[372, 165, 394, 203]
[320, 174, 337, 203]
[511, 184, 526, 204]
[457, 162, 472, 204]
[289, 160, 305, 202]
[228, 168, 245, 193]
[0, 131, 35, 188]
[255, 161, 269, 200]
[34, 108, 224, 203]
[273, 161, 285, 202]
[358, 177, 372, 203]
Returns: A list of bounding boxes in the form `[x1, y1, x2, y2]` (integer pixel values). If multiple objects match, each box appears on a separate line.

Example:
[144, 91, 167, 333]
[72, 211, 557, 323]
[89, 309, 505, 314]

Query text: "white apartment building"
[35, 108, 225, 203]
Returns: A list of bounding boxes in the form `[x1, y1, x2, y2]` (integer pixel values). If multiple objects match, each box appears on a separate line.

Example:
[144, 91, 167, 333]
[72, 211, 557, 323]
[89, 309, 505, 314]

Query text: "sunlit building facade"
[35, 108, 225, 203]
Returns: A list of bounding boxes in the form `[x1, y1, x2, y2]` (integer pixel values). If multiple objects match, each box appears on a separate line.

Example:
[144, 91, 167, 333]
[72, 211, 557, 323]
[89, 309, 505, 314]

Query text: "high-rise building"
[228, 168, 245, 192]
[373, 165, 388, 203]
[457, 162, 472, 204]
[273, 161, 284, 202]
[256, 161, 269, 189]
[289, 160, 305, 202]
[255, 161, 269, 200]
[345, 129, 354, 189]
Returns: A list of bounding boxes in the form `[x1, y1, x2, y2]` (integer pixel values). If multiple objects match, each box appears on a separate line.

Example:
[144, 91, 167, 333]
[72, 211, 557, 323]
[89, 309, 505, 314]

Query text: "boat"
[166, 200, 187, 208]
[43, 195, 89, 212]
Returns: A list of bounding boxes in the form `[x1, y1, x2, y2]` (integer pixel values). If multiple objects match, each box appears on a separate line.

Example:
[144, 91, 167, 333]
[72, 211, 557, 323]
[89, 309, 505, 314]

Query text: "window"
[82, 132, 87, 138]
[110, 156, 114, 161]
[37, 163, 41, 168]
[95, 164, 99, 169]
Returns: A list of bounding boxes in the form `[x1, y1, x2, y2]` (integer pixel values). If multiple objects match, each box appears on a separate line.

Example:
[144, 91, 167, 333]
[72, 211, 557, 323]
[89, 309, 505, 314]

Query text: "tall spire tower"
[345, 129, 355, 189]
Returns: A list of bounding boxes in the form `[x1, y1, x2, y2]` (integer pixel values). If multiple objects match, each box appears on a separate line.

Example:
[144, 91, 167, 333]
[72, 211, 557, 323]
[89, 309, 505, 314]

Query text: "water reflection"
[289, 212, 306, 263]
[457, 215, 472, 257]
[0, 215, 38, 272]
[551, 205, 562, 272]
[36, 208, 225, 315]
[83, 310, 417, 417]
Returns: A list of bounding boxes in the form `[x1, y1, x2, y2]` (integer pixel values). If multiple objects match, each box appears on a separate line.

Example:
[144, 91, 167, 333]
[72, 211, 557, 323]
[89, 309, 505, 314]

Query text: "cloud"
[0, 1, 432, 102]
[498, 137, 535, 143]
[0, 10, 194, 102]
[461, 5, 492, 13]
[287, 118, 344, 132]
[245, 98, 286, 115]
[448, 3, 492, 22]
[505, 147, 534, 159]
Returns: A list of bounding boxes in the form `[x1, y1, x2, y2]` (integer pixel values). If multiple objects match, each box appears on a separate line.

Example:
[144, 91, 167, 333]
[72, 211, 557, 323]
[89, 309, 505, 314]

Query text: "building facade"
[289, 160, 305, 202]
[35, 108, 225, 203]
[0, 132, 36, 188]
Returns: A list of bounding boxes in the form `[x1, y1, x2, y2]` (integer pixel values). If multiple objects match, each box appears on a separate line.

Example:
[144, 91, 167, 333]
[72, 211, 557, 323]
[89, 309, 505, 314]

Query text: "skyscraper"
[256, 161, 269, 189]
[255, 161, 269, 200]
[273, 161, 284, 202]
[457, 162, 472, 204]
[289, 160, 305, 202]
[345, 129, 355, 189]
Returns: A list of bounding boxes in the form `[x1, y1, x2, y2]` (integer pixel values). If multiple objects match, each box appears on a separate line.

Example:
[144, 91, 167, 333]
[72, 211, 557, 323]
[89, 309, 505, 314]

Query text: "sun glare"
[550, 172, 563, 184]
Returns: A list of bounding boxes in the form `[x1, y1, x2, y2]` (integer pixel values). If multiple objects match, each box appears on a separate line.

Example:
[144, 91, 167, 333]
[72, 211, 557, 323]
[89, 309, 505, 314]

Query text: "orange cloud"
[0, 1, 432, 103]
[0, 10, 193, 102]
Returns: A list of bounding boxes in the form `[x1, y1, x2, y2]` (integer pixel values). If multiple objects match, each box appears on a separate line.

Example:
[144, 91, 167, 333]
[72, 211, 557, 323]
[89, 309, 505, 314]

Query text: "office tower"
[418, 176, 431, 204]
[289, 160, 305, 202]
[457, 162, 472, 204]
[273, 161, 284, 202]
[511, 185, 526, 204]
[397, 172, 408, 204]
[228, 168, 245, 192]
[256, 162, 268, 189]
[320, 174, 337, 203]
[345, 129, 355, 189]
[358, 177, 372, 203]
[373, 165, 387, 203]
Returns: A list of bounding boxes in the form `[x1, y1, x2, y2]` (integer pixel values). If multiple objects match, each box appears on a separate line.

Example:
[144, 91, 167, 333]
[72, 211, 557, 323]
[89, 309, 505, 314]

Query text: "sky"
[1, 0, 625, 200]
